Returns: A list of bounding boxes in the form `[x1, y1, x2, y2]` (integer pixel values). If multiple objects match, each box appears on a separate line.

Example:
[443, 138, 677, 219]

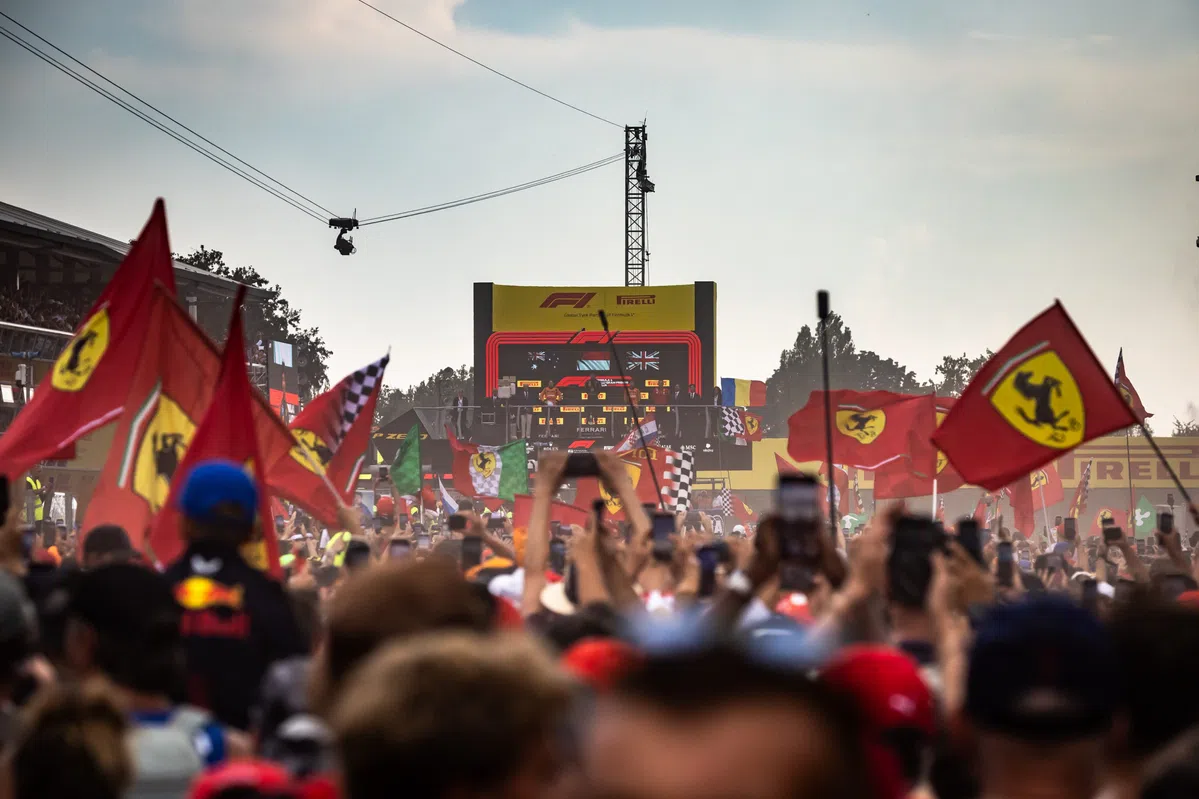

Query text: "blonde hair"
[10, 678, 132, 799]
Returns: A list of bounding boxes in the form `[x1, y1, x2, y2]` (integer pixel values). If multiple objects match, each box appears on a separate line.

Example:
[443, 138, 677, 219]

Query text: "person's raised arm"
[523, 452, 567, 616]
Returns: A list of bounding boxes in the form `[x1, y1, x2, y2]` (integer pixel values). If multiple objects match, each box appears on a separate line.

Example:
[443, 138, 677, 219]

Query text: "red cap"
[821, 645, 936, 736]
[188, 760, 296, 799]
[375, 496, 395, 517]
[561, 637, 641, 693]
[774, 593, 812, 624]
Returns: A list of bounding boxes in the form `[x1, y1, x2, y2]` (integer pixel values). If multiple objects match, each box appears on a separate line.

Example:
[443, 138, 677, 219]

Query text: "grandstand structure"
[0, 200, 272, 435]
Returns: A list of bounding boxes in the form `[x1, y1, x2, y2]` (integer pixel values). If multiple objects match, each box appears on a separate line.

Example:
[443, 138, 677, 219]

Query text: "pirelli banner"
[473, 283, 717, 421]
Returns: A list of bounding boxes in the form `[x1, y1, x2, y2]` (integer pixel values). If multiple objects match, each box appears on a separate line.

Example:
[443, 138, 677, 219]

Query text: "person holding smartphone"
[521, 451, 650, 618]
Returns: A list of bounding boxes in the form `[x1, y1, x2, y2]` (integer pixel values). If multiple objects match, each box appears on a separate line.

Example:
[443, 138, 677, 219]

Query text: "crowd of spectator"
[2, 453, 1199, 799]
[0, 282, 99, 331]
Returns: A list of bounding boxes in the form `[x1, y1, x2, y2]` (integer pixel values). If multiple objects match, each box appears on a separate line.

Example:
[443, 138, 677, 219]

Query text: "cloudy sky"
[2, 0, 1197, 423]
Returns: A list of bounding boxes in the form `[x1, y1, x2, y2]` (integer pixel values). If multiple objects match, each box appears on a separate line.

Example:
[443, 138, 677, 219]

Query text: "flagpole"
[1124, 428, 1136, 531]
[931, 478, 938, 518]
[817, 290, 837, 543]
[1038, 482, 1052, 545]
[1137, 423, 1198, 526]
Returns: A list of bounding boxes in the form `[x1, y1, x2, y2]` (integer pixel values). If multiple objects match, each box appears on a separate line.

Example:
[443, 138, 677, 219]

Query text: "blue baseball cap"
[179, 460, 258, 526]
[966, 594, 1118, 741]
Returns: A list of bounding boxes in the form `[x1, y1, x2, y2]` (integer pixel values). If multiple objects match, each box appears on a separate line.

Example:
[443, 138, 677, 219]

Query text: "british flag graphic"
[627, 350, 660, 371]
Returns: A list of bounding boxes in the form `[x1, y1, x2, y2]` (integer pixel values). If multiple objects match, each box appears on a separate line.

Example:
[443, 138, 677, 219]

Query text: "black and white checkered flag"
[336, 354, 389, 444]
[717, 487, 733, 517]
[720, 407, 746, 440]
[660, 449, 695, 512]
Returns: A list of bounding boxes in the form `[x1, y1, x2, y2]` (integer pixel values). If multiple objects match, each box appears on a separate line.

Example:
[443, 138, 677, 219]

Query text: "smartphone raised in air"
[651, 513, 675, 562]
[562, 452, 601, 478]
[996, 541, 1015, 588]
[1063, 517, 1077, 541]
[775, 474, 821, 565]
[389, 539, 411, 559]
[956, 518, 983, 564]
[549, 538, 568, 575]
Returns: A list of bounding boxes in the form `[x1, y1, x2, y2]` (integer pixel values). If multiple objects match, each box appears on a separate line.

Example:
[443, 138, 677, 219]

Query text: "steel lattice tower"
[624, 125, 653, 286]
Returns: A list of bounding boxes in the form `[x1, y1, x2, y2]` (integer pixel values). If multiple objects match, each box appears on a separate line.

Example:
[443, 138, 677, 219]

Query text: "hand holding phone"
[1103, 524, 1124, 545]
[651, 512, 675, 562]
[955, 518, 984, 564]
[996, 541, 1014, 588]
[1158, 512, 1175, 542]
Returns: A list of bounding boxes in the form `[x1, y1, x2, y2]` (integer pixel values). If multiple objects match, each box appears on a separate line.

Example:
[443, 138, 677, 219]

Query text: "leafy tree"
[1173, 409, 1199, 437]
[763, 313, 924, 433]
[932, 351, 993, 397]
[176, 246, 331, 398]
[375, 366, 474, 427]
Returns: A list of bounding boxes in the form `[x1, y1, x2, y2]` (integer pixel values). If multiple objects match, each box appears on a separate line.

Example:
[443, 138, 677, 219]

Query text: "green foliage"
[176, 246, 331, 398]
[375, 366, 474, 427]
[762, 313, 925, 433]
[931, 351, 993, 397]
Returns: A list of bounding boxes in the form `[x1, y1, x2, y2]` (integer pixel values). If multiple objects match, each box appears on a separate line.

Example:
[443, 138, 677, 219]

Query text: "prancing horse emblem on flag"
[745, 415, 760, 437]
[127, 394, 197, 513]
[1030, 469, 1049, 490]
[934, 410, 948, 474]
[835, 408, 886, 444]
[472, 451, 496, 479]
[989, 349, 1084, 449]
[598, 462, 641, 515]
[289, 429, 333, 474]
[52, 309, 110, 392]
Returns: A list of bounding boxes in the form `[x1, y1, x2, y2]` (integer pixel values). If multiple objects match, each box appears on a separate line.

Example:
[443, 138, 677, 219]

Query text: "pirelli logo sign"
[539, 292, 595, 309]
[616, 294, 656, 306]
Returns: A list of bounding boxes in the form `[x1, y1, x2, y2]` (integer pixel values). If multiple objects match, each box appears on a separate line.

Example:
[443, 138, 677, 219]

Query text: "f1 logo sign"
[540, 292, 596, 309]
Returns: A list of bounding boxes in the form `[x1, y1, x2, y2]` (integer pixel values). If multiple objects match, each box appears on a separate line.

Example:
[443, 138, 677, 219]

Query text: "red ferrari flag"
[0, 200, 177, 478]
[1091, 507, 1127, 536]
[933, 302, 1136, 491]
[1114, 349, 1151, 423]
[1030, 462, 1065, 511]
[146, 287, 282, 576]
[290, 354, 389, 500]
[788, 390, 938, 474]
[738, 410, 764, 442]
[84, 286, 346, 546]
[873, 398, 965, 499]
[1006, 475, 1037, 538]
[573, 446, 677, 519]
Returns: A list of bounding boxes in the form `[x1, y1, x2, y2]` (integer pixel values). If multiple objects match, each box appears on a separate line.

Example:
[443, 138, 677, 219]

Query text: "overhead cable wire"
[358, 153, 622, 226]
[352, 0, 622, 129]
[0, 26, 328, 224]
[2, 15, 623, 229]
[0, 14, 334, 221]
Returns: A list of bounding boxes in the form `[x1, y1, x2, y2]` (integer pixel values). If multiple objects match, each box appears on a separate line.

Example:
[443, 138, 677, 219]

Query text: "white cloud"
[49, 0, 1191, 179]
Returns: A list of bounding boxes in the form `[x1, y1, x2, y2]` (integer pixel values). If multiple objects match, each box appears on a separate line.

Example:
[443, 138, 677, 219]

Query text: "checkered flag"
[660, 448, 695, 512]
[336, 354, 389, 445]
[720, 407, 746, 442]
[717, 487, 733, 517]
